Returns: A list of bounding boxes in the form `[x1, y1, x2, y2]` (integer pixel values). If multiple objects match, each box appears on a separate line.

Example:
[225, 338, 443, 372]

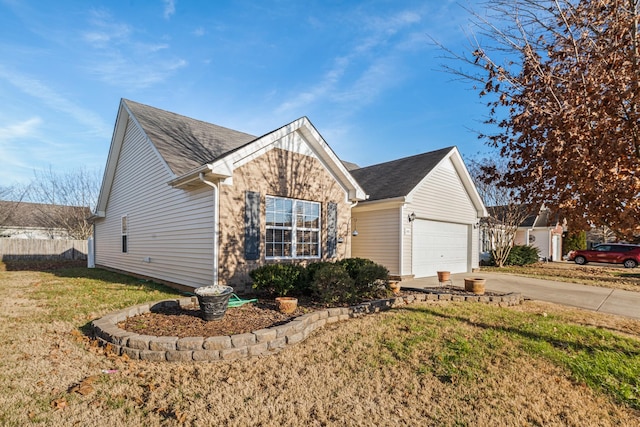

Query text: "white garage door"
[412, 220, 469, 278]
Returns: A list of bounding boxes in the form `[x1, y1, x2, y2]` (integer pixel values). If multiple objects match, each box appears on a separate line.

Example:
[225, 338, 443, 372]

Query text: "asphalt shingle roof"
[124, 99, 257, 176]
[350, 147, 454, 201]
[0, 201, 90, 228]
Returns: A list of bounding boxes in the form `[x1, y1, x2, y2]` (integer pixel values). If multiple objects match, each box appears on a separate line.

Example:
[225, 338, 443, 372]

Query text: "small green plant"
[249, 263, 304, 296]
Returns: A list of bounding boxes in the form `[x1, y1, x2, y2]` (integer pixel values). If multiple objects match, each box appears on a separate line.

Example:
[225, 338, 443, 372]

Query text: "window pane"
[266, 196, 319, 259]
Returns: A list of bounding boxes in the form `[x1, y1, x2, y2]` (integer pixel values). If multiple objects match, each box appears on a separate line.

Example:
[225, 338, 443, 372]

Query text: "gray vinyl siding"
[94, 117, 215, 288]
[351, 208, 400, 276]
[405, 158, 480, 271]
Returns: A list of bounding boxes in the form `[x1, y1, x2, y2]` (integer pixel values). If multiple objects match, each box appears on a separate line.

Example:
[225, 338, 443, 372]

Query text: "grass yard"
[482, 261, 640, 292]
[0, 263, 639, 426]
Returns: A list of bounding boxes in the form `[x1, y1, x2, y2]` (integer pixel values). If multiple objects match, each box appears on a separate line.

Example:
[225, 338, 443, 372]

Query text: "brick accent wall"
[218, 148, 352, 292]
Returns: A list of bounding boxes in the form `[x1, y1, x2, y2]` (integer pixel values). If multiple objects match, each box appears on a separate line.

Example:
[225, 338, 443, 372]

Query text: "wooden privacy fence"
[0, 238, 88, 261]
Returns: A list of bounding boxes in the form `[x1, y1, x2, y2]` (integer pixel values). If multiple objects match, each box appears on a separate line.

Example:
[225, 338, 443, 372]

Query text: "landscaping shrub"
[338, 258, 390, 300]
[310, 263, 354, 304]
[302, 261, 335, 287]
[250, 258, 391, 303]
[505, 245, 540, 266]
[249, 263, 305, 296]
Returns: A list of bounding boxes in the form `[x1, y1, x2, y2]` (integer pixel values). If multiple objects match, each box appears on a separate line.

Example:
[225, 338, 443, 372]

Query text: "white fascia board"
[95, 101, 129, 215]
[295, 119, 367, 201]
[96, 100, 178, 211]
[206, 117, 367, 202]
[167, 164, 232, 188]
[448, 148, 488, 217]
[405, 147, 488, 217]
[352, 197, 406, 213]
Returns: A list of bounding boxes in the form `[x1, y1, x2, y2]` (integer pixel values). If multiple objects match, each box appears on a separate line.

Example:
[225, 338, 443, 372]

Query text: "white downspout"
[199, 172, 219, 286]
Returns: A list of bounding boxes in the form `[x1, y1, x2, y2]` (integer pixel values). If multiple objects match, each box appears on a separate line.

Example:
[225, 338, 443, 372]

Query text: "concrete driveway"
[404, 271, 640, 320]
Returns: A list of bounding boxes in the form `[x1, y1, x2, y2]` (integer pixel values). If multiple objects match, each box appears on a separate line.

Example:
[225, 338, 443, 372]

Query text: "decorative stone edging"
[91, 289, 523, 362]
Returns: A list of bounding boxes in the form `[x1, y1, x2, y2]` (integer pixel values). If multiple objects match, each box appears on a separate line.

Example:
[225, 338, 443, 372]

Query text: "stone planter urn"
[464, 278, 486, 295]
[195, 285, 234, 321]
[275, 296, 298, 314]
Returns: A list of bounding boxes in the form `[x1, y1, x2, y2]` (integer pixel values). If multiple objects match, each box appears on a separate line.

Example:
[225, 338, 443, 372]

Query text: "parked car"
[567, 244, 640, 268]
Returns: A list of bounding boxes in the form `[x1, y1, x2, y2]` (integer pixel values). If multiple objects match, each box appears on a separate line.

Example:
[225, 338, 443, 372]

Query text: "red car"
[568, 244, 640, 268]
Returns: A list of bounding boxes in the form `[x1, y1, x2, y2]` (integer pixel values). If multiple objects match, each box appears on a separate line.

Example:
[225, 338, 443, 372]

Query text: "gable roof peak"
[349, 146, 456, 201]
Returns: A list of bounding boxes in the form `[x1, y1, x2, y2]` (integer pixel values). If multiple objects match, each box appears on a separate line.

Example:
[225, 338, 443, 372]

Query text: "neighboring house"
[514, 206, 565, 261]
[0, 200, 88, 239]
[349, 147, 488, 279]
[92, 99, 366, 293]
[480, 205, 565, 262]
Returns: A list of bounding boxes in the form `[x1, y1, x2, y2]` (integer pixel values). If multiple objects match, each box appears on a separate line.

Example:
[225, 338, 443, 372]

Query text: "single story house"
[514, 206, 565, 261]
[92, 99, 486, 292]
[349, 148, 487, 279]
[92, 99, 366, 293]
[479, 205, 565, 262]
[0, 201, 89, 239]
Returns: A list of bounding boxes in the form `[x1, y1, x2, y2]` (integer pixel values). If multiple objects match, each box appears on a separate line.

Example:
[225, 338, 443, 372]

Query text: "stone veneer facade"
[217, 148, 353, 292]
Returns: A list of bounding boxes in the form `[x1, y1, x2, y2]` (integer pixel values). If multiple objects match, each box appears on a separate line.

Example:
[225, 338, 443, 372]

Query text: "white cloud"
[81, 9, 187, 90]
[163, 0, 175, 19]
[78, 9, 188, 90]
[192, 27, 205, 37]
[0, 117, 42, 140]
[0, 66, 109, 137]
[275, 8, 425, 118]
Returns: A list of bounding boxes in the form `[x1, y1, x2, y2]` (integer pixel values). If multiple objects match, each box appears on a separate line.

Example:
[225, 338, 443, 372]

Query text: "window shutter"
[327, 202, 337, 258]
[244, 191, 260, 260]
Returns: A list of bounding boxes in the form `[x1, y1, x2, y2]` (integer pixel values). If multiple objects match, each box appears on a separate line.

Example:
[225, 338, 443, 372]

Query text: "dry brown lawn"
[1, 266, 639, 426]
[483, 261, 640, 292]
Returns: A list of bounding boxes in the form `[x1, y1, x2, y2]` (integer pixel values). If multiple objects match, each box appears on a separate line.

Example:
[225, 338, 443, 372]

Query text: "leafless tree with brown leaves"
[469, 157, 533, 267]
[438, 0, 640, 240]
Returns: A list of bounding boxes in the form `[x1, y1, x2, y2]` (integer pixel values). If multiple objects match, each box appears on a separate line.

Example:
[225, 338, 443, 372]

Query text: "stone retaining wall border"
[91, 289, 523, 362]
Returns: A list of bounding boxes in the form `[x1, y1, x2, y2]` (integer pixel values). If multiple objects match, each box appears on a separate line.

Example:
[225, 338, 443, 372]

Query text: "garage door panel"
[413, 220, 468, 277]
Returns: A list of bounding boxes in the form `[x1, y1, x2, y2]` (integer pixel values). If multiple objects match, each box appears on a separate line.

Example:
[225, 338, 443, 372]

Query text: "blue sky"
[0, 0, 493, 185]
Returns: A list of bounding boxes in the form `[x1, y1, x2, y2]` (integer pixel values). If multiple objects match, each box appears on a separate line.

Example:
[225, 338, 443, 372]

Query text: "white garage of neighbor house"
[349, 147, 487, 280]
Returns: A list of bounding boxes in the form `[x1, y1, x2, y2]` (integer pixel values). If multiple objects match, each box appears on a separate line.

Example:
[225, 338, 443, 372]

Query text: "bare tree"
[0, 184, 30, 228]
[469, 157, 532, 267]
[437, 0, 640, 239]
[27, 167, 101, 239]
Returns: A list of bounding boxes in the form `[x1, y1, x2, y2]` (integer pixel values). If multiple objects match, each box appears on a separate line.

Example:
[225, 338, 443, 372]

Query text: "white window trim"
[266, 196, 321, 260]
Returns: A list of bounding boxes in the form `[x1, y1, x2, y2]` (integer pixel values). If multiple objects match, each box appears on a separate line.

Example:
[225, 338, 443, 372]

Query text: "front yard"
[0, 263, 638, 426]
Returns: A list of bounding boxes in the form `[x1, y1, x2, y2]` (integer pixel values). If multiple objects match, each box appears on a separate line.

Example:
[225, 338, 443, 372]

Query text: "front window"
[266, 196, 320, 259]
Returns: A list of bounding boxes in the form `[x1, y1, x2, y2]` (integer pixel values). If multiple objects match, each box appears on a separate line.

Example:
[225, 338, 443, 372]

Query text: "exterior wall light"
[408, 212, 416, 222]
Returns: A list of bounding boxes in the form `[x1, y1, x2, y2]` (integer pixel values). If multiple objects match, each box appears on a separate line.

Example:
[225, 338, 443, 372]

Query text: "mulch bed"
[118, 288, 497, 338]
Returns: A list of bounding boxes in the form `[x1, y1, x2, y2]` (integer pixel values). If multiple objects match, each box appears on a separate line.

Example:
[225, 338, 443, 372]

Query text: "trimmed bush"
[249, 263, 305, 296]
[505, 245, 540, 266]
[338, 258, 390, 300]
[250, 258, 391, 303]
[310, 263, 354, 304]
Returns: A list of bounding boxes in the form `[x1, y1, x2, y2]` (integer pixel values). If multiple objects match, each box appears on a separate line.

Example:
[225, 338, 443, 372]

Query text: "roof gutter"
[199, 172, 220, 287]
